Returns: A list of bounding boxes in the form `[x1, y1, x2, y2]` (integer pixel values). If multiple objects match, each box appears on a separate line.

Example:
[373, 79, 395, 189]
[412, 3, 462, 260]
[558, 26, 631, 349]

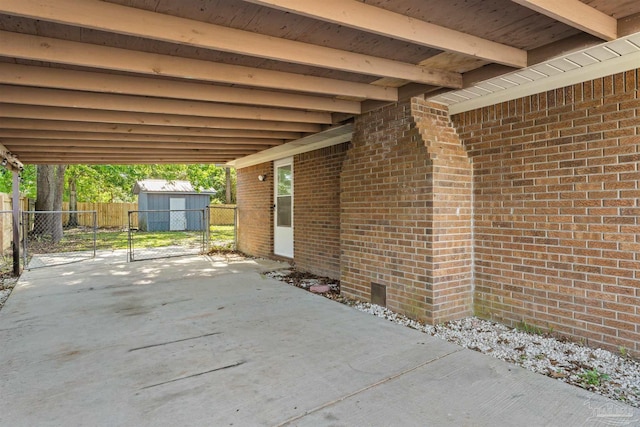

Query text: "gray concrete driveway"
[0, 253, 637, 426]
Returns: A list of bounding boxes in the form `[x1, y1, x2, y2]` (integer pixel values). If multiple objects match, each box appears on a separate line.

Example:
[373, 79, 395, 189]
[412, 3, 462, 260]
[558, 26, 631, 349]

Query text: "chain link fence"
[22, 210, 97, 269]
[209, 205, 237, 250]
[128, 209, 208, 262]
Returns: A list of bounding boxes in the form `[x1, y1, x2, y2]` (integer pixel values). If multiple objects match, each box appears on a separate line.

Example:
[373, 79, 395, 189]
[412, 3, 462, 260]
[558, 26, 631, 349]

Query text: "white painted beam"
[230, 124, 353, 169]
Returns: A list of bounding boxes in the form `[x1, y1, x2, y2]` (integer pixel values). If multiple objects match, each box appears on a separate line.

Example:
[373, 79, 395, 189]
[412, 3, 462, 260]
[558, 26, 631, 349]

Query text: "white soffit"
[429, 32, 640, 115]
[227, 123, 353, 169]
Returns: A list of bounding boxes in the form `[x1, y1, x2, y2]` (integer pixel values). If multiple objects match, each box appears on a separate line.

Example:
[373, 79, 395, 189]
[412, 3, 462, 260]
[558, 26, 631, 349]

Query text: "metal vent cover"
[371, 282, 387, 307]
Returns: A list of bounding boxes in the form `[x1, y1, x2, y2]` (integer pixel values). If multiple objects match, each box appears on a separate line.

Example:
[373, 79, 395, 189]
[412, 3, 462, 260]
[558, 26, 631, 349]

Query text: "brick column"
[341, 98, 473, 324]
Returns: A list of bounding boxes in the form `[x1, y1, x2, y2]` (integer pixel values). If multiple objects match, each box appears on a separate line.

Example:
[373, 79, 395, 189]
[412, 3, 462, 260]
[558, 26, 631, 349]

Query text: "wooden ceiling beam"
[0, 85, 332, 124]
[0, 63, 360, 115]
[245, 0, 527, 68]
[511, 0, 617, 41]
[527, 33, 601, 65]
[0, 130, 282, 145]
[3, 142, 253, 154]
[17, 154, 242, 164]
[16, 150, 242, 160]
[0, 105, 323, 133]
[0, 119, 302, 140]
[0, 31, 396, 102]
[18, 157, 240, 165]
[2, 139, 273, 151]
[0, 0, 462, 88]
[1, 142, 264, 156]
[619, 12, 640, 37]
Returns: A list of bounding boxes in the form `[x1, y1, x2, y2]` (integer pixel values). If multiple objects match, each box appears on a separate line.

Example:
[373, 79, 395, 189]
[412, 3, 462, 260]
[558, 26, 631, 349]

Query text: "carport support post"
[12, 169, 20, 276]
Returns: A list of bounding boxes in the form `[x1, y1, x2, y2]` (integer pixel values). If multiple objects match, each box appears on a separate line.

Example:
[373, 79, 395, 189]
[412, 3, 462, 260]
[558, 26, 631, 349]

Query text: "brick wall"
[294, 143, 348, 279]
[236, 145, 347, 278]
[413, 98, 474, 322]
[453, 69, 640, 353]
[341, 99, 473, 324]
[236, 162, 273, 258]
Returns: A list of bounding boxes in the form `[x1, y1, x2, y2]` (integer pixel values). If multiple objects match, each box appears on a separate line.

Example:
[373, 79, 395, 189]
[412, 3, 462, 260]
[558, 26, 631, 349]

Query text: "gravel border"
[265, 269, 640, 408]
[0, 275, 18, 311]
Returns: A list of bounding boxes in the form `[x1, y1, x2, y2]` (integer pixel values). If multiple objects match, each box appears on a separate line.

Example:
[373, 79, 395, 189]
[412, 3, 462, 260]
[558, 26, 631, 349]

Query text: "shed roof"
[133, 179, 216, 195]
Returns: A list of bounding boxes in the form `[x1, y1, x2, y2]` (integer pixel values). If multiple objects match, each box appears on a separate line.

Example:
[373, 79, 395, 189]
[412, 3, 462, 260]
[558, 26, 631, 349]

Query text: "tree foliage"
[0, 164, 236, 204]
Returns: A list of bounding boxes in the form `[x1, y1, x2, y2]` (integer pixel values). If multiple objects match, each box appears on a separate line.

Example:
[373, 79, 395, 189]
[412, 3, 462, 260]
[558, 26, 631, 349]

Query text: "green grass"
[516, 320, 546, 336]
[209, 225, 235, 243]
[579, 369, 610, 386]
[24, 225, 236, 252]
[104, 230, 203, 250]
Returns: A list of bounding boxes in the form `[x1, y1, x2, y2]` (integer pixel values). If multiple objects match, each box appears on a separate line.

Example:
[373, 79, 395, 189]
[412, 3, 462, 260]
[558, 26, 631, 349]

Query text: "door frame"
[273, 157, 293, 258]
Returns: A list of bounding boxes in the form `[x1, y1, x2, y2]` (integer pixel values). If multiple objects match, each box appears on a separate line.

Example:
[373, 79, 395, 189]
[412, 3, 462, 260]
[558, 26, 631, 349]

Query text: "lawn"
[24, 225, 236, 252]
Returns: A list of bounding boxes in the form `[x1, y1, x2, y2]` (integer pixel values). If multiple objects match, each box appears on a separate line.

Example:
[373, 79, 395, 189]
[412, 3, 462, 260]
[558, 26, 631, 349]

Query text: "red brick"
[453, 68, 640, 353]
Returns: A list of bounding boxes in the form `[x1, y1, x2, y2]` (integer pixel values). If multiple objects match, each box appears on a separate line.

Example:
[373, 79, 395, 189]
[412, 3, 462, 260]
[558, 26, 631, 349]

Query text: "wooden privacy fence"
[0, 193, 29, 253]
[0, 196, 236, 252]
[60, 202, 236, 228]
[62, 202, 137, 228]
[209, 205, 236, 226]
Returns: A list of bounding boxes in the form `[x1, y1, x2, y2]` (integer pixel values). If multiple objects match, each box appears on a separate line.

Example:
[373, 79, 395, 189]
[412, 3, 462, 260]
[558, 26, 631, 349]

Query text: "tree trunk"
[34, 164, 67, 243]
[68, 175, 78, 227]
[33, 165, 54, 236]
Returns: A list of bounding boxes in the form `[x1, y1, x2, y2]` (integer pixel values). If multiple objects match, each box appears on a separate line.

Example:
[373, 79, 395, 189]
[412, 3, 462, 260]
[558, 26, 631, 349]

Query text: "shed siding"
[138, 193, 210, 231]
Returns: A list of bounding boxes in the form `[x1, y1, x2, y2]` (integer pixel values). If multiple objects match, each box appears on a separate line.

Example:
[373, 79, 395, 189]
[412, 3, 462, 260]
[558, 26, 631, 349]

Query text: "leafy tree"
[0, 164, 37, 199]
[1, 164, 235, 205]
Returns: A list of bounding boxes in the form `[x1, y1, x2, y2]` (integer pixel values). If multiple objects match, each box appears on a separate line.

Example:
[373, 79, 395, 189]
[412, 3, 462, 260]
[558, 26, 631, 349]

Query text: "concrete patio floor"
[0, 252, 637, 426]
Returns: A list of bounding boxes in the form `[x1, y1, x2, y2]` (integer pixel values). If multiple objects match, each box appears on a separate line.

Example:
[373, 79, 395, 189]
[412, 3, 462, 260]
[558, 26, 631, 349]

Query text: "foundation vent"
[371, 282, 386, 307]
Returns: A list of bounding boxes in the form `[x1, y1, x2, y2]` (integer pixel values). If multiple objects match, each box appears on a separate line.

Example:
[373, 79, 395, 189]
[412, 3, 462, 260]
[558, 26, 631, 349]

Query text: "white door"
[274, 158, 293, 258]
[169, 197, 187, 231]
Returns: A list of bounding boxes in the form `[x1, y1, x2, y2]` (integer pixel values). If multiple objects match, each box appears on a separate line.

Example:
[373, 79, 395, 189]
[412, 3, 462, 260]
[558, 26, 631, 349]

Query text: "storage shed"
[132, 179, 215, 231]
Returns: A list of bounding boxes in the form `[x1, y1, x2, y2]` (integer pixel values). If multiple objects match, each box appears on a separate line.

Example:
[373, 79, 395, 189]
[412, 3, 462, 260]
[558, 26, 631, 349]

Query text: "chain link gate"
[22, 210, 97, 269]
[127, 209, 208, 262]
[208, 205, 237, 250]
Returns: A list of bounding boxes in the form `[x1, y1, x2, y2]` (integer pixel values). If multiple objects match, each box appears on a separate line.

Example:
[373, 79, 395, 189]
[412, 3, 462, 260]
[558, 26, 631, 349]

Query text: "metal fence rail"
[22, 210, 97, 269]
[128, 209, 208, 262]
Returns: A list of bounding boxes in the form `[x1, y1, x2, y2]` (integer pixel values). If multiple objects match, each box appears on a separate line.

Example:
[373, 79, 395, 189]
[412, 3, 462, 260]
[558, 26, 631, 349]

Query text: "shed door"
[274, 158, 293, 258]
[170, 198, 187, 231]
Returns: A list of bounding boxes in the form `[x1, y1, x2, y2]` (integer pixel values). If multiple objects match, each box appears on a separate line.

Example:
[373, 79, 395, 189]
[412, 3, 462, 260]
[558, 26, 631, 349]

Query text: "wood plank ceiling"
[0, 0, 639, 165]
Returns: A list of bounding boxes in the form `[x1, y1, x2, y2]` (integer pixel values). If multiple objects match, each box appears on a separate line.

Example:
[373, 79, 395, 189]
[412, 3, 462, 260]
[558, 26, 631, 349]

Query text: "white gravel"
[266, 269, 640, 409]
[0, 277, 17, 310]
[353, 302, 640, 408]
